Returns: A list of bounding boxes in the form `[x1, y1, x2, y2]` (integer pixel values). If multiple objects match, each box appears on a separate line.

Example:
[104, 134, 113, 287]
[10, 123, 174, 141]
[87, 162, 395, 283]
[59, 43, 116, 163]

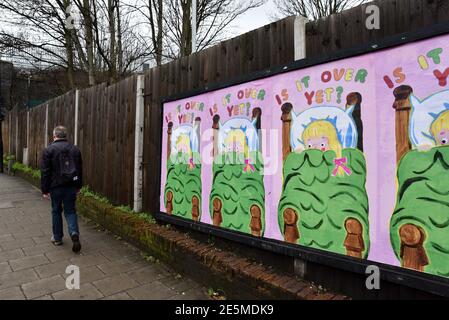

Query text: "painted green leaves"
[278, 149, 370, 258]
[165, 152, 202, 220]
[391, 146, 449, 277]
[210, 151, 265, 235]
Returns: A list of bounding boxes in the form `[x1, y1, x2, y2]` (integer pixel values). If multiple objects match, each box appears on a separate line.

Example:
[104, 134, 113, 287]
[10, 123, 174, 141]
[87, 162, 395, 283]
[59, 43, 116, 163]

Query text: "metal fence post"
[133, 75, 145, 212]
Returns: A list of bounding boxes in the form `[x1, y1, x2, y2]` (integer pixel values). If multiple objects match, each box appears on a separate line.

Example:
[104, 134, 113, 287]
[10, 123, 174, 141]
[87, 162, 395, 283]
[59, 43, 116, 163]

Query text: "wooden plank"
[436, 0, 449, 23]
[409, 0, 424, 32]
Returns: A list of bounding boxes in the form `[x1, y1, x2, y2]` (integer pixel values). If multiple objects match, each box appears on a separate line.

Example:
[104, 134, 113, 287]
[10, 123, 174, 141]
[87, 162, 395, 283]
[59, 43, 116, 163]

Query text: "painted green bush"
[209, 151, 265, 235]
[390, 146, 449, 277]
[278, 149, 370, 258]
[164, 152, 202, 220]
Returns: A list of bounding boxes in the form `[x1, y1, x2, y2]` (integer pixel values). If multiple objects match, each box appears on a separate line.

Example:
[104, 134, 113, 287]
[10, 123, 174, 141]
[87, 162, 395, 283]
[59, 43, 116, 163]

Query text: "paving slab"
[0, 174, 208, 300]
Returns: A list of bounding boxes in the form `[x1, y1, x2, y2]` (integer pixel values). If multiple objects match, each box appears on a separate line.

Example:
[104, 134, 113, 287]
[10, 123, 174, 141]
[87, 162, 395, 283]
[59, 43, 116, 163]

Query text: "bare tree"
[0, 0, 78, 86]
[0, 0, 152, 87]
[163, 0, 266, 58]
[127, 0, 164, 65]
[272, 0, 368, 20]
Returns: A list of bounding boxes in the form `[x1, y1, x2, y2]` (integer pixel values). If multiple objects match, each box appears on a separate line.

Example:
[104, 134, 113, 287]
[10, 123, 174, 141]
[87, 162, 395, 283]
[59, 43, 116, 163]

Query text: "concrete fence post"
[8, 112, 12, 173]
[74, 90, 80, 146]
[44, 104, 49, 148]
[8, 112, 12, 156]
[23, 110, 30, 166]
[292, 14, 308, 273]
[15, 110, 18, 160]
[294, 15, 308, 61]
[133, 75, 145, 212]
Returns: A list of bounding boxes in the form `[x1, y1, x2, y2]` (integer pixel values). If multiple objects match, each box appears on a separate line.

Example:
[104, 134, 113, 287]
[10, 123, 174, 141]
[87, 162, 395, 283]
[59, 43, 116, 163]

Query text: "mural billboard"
[159, 31, 449, 282]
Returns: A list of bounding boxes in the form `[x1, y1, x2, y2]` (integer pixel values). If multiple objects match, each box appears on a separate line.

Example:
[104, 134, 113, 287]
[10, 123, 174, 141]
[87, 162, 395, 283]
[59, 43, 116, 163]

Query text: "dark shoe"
[71, 234, 81, 253]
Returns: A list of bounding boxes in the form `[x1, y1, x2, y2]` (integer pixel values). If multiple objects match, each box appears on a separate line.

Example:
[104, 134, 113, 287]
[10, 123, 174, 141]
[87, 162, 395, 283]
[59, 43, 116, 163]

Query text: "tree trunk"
[116, 0, 123, 75]
[108, 0, 117, 83]
[156, 0, 163, 65]
[64, 0, 75, 88]
[180, 0, 192, 57]
[84, 0, 96, 86]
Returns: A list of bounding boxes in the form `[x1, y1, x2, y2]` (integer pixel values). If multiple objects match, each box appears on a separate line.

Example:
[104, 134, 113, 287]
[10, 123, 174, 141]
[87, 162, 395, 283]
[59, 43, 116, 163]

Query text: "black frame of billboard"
[156, 21, 449, 297]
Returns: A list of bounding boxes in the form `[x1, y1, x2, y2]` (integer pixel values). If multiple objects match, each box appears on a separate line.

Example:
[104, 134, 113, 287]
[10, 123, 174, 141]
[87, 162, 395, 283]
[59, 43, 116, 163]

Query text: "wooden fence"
[77, 77, 137, 206]
[306, 0, 449, 56]
[3, 0, 449, 212]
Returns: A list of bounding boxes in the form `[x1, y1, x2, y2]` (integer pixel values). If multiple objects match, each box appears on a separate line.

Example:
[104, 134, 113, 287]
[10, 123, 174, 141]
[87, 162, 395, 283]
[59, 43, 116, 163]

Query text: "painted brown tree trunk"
[192, 196, 200, 222]
[281, 103, 293, 162]
[192, 117, 201, 221]
[212, 198, 222, 227]
[400, 224, 429, 272]
[344, 218, 365, 258]
[166, 191, 173, 215]
[249, 108, 263, 235]
[393, 85, 413, 162]
[212, 116, 222, 226]
[346, 92, 363, 151]
[281, 103, 299, 243]
[167, 122, 173, 160]
[212, 115, 220, 159]
[283, 208, 299, 244]
[249, 206, 262, 237]
[166, 122, 174, 214]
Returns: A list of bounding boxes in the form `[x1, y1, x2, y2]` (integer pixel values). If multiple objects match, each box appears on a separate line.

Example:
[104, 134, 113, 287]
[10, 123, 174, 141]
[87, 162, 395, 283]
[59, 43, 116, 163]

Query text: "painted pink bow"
[332, 157, 352, 177]
[188, 158, 196, 170]
[243, 159, 255, 173]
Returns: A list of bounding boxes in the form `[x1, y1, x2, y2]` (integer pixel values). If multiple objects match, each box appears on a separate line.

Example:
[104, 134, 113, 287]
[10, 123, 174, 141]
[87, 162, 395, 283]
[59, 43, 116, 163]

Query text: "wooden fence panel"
[2, 111, 10, 157]
[28, 105, 46, 168]
[306, 0, 449, 57]
[76, 77, 136, 206]
[47, 90, 76, 144]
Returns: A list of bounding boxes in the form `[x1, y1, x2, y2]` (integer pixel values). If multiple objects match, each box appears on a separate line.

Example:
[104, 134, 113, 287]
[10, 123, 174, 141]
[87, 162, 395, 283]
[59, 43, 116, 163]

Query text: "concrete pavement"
[0, 174, 209, 300]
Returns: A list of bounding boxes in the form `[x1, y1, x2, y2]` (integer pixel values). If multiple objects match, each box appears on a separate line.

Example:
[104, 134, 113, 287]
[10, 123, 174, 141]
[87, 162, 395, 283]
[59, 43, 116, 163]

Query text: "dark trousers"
[50, 186, 80, 241]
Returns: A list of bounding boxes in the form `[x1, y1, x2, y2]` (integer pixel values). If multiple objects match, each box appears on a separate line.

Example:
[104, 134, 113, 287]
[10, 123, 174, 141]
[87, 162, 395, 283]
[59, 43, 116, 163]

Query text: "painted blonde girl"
[224, 129, 255, 172]
[430, 110, 449, 147]
[176, 134, 195, 169]
[302, 120, 348, 176]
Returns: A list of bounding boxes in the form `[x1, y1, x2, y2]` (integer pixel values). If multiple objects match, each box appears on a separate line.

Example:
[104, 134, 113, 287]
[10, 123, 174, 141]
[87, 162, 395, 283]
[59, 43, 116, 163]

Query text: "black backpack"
[58, 146, 78, 184]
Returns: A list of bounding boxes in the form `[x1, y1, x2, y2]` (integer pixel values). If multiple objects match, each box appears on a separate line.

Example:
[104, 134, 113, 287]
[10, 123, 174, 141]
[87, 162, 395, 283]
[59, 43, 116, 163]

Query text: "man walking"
[41, 126, 82, 253]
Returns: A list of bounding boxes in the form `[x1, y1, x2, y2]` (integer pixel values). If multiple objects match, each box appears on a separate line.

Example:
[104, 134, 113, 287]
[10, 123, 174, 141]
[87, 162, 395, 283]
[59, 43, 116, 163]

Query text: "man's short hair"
[53, 126, 67, 139]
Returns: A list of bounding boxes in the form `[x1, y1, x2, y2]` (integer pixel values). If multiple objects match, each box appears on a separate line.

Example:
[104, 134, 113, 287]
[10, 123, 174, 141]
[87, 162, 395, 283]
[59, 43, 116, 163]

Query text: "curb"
[76, 196, 348, 300]
[11, 169, 349, 300]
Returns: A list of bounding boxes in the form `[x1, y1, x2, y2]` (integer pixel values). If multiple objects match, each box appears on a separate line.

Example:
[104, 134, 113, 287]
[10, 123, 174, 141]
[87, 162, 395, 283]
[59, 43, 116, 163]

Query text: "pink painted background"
[160, 33, 449, 268]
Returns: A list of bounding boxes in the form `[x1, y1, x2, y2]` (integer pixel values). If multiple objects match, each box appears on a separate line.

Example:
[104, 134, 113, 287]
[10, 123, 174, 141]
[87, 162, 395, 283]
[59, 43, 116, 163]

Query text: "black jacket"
[40, 139, 83, 194]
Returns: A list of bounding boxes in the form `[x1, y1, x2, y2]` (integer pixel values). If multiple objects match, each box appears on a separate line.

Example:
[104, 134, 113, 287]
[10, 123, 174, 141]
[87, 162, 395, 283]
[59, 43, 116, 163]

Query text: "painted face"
[176, 144, 185, 153]
[437, 130, 449, 146]
[306, 137, 329, 152]
[226, 141, 244, 153]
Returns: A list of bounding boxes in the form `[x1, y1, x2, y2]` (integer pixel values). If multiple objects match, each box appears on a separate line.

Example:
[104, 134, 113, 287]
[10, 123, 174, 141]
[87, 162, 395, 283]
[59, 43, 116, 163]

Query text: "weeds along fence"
[3, 0, 449, 213]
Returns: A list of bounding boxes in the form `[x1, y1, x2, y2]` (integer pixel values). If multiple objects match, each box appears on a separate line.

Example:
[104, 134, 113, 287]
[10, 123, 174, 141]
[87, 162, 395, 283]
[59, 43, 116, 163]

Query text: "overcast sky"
[230, 0, 279, 35]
